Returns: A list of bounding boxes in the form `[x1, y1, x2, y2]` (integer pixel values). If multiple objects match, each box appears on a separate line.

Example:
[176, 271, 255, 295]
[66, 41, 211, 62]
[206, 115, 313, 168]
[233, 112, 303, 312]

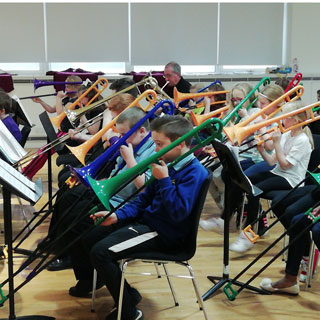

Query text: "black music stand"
[202, 139, 267, 301]
[38, 112, 64, 213]
[0, 158, 54, 320]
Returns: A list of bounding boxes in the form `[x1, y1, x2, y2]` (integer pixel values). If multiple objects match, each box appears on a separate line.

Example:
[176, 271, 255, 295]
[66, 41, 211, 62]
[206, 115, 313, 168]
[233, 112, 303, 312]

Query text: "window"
[0, 63, 41, 73]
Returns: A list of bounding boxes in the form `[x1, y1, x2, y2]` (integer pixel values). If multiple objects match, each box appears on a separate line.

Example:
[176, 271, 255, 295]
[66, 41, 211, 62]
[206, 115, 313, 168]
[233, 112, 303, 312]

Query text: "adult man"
[163, 61, 191, 98]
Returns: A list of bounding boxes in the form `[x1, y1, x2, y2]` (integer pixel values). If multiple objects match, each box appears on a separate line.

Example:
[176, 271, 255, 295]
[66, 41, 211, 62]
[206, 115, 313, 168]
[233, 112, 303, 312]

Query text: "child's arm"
[272, 130, 293, 170]
[32, 97, 56, 113]
[55, 92, 67, 115]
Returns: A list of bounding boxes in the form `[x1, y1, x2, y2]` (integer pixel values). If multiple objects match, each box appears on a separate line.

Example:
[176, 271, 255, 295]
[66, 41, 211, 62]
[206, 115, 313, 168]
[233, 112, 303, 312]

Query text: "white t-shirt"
[271, 131, 312, 187]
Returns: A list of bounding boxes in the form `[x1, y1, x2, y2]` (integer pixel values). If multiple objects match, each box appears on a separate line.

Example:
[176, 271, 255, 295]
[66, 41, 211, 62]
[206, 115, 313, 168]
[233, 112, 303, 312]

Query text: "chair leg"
[306, 238, 316, 290]
[118, 260, 128, 320]
[91, 269, 98, 312]
[238, 195, 246, 230]
[162, 264, 179, 306]
[185, 264, 209, 320]
[282, 231, 288, 262]
[17, 196, 31, 232]
[154, 262, 161, 278]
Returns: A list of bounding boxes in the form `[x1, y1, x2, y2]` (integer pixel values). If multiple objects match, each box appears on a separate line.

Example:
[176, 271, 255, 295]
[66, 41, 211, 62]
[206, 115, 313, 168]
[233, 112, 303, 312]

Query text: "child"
[230, 100, 313, 253]
[260, 206, 320, 295]
[0, 91, 22, 143]
[32, 75, 82, 114]
[69, 115, 208, 320]
[46, 106, 156, 271]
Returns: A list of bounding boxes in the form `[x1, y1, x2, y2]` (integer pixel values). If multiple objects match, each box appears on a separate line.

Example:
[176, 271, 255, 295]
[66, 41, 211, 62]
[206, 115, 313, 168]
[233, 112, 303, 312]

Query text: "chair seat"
[121, 250, 192, 263]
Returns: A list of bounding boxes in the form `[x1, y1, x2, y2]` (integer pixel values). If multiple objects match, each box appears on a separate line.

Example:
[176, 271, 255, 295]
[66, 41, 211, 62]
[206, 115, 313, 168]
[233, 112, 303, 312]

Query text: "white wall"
[290, 3, 320, 75]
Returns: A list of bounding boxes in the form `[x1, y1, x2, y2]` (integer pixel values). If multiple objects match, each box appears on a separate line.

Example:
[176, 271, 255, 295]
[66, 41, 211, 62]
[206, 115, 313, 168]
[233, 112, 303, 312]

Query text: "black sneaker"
[130, 287, 142, 306]
[47, 256, 72, 271]
[69, 280, 104, 297]
[105, 308, 144, 320]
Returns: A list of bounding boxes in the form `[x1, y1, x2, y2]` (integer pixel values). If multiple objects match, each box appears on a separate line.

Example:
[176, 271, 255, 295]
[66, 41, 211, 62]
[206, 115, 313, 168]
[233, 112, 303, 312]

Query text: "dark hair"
[208, 83, 226, 108]
[275, 77, 290, 91]
[109, 78, 139, 98]
[117, 106, 150, 131]
[77, 84, 106, 114]
[317, 89, 320, 95]
[0, 92, 12, 114]
[150, 115, 193, 146]
[108, 93, 136, 115]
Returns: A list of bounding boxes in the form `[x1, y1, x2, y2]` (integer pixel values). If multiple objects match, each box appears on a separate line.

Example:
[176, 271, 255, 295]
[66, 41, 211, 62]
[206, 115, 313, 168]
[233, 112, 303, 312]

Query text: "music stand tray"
[202, 139, 266, 301]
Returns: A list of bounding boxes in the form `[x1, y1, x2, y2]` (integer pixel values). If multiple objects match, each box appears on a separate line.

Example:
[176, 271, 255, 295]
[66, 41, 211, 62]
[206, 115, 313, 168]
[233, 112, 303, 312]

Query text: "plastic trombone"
[87, 117, 224, 211]
[227, 99, 320, 146]
[66, 76, 170, 127]
[284, 72, 303, 93]
[66, 89, 158, 166]
[50, 77, 109, 130]
[70, 98, 175, 187]
[33, 78, 82, 91]
[224, 84, 304, 144]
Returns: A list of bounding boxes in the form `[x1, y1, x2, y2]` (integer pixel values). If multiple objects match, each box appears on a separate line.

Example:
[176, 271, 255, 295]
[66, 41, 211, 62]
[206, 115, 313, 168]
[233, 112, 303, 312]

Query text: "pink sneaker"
[299, 249, 319, 282]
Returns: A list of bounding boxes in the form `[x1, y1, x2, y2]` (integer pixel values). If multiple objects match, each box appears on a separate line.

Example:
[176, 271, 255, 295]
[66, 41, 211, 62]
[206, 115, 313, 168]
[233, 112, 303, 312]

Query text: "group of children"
[26, 73, 211, 320]
[3, 67, 320, 318]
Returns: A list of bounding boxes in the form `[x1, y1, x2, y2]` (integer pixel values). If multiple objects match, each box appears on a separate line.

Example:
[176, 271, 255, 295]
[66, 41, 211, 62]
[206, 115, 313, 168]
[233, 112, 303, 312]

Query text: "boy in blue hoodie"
[71, 115, 208, 320]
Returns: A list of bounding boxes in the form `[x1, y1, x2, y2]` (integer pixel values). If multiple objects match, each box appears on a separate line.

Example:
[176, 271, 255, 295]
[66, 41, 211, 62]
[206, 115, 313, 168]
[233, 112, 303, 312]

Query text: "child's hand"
[238, 107, 248, 118]
[32, 97, 42, 103]
[56, 92, 66, 99]
[90, 211, 118, 226]
[68, 128, 80, 140]
[120, 143, 134, 163]
[152, 160, 169, 180]
[271, 129, 281, 144]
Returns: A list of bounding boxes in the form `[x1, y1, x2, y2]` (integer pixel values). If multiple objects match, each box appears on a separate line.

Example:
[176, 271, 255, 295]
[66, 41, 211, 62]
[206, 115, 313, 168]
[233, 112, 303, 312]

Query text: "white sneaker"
[230, 231, 254, 253]
[199, 218, 224, 233]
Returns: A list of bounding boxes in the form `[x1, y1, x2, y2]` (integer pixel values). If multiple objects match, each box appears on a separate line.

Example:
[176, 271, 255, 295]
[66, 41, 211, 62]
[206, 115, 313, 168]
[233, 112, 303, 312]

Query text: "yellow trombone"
[190, 105, 229, 126]
[66, 89, 158, 166]
[173, 87, 230, 108]
[50, 78, 109, 130]
[230, 100, 320, 146]
[66, 76, 169, 127]
[224, 85, 304, 143]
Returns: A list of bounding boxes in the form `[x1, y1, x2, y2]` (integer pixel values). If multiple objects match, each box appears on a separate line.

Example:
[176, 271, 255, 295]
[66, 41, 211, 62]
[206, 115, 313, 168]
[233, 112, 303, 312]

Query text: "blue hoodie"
[115, 154, 208, 247]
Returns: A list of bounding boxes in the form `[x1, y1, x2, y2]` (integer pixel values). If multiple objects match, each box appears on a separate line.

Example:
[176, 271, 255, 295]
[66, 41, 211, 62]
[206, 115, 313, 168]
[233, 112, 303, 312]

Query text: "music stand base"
[202, 275, 269, 301]
[13, 248, 34, 256]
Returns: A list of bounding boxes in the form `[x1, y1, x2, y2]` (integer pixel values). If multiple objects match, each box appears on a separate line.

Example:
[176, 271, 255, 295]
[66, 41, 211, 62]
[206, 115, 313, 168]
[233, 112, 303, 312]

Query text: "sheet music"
[11, 95, 33, 127]
[0, 158, 41, 203]
[0, 120, 27, 163]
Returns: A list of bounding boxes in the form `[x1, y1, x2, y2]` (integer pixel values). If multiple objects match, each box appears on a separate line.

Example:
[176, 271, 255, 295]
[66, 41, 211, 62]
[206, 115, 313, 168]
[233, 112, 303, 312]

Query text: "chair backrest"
[184, 168, 213, 258]
[306, 134, 320, 185]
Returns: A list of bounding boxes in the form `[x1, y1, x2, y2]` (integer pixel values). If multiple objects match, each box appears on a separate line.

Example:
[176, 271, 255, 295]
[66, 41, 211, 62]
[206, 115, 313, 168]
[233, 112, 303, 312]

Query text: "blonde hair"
[190, 83, 205, 93]
[65, 75, 82, 83]
[260, 84, 284, 102]
[231, 83, 255, 103]
[282, 100, 314, 149]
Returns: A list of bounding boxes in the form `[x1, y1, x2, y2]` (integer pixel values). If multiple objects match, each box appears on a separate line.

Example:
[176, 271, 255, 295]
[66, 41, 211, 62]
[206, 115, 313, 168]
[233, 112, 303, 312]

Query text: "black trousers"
[71, 222, 166, 318]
